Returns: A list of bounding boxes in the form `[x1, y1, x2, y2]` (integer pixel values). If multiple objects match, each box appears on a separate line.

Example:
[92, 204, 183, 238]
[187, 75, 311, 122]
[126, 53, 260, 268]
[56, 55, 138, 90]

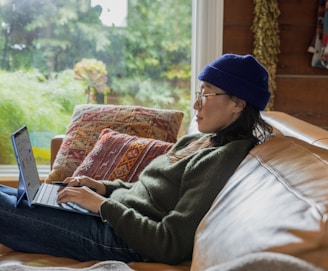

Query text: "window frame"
[191, 0, 224, 112]
[0, 0, 225, 181]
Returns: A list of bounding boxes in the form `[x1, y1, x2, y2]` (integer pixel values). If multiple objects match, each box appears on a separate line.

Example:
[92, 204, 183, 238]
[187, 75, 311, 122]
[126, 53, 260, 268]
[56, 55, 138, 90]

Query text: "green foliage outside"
[0, 70, 85, 164]
[0, 0, 192, 165]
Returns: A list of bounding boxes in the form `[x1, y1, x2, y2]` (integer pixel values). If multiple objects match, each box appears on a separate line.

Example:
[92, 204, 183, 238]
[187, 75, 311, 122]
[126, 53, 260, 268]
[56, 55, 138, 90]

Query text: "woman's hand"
[58, 176, 107, 195]
[56, 176, 107, 214]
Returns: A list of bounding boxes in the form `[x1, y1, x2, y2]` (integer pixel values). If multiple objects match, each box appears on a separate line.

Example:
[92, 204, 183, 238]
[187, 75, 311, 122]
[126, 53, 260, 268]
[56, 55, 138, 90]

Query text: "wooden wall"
[223, 0, 328, 129]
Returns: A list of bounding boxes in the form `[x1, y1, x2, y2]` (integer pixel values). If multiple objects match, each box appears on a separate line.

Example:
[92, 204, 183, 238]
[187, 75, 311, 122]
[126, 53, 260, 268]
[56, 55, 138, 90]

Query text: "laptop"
[11, 125, 99, 217]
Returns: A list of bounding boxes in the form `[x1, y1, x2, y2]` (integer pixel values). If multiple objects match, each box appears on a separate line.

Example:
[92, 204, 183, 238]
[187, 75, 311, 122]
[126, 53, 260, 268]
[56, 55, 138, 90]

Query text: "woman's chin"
[197, 126, 207, 133]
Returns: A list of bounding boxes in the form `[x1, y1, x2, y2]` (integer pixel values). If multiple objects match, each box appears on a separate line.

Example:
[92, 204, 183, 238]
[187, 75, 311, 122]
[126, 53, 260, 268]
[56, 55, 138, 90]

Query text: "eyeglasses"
[195, 91, 229, 108]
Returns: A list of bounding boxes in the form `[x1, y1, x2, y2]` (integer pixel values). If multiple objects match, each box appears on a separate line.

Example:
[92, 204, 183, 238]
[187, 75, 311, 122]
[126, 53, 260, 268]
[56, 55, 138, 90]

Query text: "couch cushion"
[72, 128, 173, 182]
[191, 136, 328, 271]
[203, 252, 325, 271]
[0, 244, 190, 270]
[45, 104, 183, 182]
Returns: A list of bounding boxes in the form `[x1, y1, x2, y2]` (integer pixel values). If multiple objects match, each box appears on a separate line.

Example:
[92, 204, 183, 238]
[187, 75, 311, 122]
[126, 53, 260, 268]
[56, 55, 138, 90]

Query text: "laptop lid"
[11, 126, 41, 207]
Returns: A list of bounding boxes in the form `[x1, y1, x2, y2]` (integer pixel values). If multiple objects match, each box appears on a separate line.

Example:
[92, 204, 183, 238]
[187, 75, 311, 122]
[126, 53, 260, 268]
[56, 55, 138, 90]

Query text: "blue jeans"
[0, 185, 144, 262]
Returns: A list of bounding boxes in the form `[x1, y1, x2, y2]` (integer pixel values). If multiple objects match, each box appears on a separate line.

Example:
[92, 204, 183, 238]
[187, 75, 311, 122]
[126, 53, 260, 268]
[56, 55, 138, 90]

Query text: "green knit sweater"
[100, 133, 256, 264]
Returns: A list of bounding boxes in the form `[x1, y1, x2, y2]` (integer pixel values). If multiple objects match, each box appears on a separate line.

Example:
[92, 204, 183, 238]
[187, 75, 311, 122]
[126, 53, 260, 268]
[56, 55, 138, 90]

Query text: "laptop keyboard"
[33, 183, 97, 215]
[35, 183, 59, 206]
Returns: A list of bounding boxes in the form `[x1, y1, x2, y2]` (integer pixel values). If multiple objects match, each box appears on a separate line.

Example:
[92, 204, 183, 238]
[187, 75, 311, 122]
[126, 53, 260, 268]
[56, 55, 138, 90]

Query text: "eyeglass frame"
[195, 91, 230, 109]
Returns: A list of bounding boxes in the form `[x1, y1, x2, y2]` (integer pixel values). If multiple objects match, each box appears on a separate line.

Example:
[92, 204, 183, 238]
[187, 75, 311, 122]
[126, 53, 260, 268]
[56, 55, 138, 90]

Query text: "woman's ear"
[232, 97, 246, 113]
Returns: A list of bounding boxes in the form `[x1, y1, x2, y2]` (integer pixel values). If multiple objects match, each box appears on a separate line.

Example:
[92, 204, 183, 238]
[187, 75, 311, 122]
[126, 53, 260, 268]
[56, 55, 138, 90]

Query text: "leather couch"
[1, 111, 328, 271]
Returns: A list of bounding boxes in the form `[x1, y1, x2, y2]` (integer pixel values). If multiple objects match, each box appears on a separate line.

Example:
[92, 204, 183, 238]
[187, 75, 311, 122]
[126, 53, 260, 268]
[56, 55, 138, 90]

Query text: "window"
[0, 0, 192, 166]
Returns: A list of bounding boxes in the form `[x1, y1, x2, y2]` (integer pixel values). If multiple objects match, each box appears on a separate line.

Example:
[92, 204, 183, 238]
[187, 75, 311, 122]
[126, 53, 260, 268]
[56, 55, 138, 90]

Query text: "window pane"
[0, 0, 192, 165]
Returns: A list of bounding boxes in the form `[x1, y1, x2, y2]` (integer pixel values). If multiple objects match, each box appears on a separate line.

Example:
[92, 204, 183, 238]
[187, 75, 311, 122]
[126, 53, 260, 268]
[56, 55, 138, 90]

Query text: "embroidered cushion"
[46, 104, 183, 182]
[72, 128, 173, 182]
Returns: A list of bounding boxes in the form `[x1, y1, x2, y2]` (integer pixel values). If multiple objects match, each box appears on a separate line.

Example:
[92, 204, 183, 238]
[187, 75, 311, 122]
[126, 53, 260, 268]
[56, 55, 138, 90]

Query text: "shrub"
[0, 69, 84, 164]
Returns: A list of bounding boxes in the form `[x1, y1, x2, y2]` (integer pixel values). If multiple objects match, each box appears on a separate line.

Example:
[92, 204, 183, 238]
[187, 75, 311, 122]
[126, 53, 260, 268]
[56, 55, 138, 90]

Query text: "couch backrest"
[261, 111, 328, 150]
[188, 111, 328, 150]
[52, 111, 328, 168]
[191, 135, 328, 271]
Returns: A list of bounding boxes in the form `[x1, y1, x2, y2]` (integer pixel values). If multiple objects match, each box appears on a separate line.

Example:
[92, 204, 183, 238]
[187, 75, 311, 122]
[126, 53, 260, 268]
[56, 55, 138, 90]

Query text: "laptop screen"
[11, 126, 40, 205]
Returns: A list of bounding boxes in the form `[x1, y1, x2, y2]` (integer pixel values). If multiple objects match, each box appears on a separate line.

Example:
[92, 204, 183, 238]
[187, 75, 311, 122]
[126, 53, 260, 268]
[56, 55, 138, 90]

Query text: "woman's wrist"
[96, 181, 107, 196]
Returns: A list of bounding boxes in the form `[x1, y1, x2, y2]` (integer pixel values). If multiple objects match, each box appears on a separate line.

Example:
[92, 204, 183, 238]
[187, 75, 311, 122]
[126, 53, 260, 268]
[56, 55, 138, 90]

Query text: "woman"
[0, 54, 272, 264]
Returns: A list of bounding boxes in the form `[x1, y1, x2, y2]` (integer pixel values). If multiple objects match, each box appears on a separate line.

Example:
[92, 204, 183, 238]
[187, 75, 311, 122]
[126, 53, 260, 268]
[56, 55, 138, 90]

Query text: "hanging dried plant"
[252, 0, 280, 110]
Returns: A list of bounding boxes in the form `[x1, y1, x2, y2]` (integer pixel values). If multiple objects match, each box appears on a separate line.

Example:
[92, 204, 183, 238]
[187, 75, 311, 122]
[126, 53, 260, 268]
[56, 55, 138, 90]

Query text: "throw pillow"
[72, 128, 173, 182]
[46, 104, 183, 182]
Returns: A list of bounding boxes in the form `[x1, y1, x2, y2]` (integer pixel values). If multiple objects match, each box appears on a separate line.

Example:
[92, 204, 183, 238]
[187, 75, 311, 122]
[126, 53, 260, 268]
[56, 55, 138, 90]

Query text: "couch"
[1, 109, 328, 271]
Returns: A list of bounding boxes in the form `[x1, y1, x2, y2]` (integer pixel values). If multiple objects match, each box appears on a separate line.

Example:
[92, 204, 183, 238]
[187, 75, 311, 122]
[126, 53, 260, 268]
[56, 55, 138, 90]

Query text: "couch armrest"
[50, 135, 64, 169]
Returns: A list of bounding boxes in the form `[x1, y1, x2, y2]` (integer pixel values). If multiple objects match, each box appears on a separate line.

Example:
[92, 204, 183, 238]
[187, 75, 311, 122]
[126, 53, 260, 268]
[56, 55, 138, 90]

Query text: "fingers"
[65, 176, 84, 186]
[56, 185, 85, 204]
[55, 177, 106, 213]
[58, 176, 100, 193]
[56, 185, 103, 213]
[56, 176, 83, 192]
[57, 186, 106, 213]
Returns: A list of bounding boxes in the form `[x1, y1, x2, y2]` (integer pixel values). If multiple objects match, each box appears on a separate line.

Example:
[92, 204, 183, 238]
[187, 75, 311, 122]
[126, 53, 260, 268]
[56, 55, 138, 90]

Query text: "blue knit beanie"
[198, 54, 270, 111]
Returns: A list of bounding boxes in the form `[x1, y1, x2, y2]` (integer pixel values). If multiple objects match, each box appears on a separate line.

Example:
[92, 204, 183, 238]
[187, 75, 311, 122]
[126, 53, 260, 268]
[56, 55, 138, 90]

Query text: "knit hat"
[198, 54, 270, 111]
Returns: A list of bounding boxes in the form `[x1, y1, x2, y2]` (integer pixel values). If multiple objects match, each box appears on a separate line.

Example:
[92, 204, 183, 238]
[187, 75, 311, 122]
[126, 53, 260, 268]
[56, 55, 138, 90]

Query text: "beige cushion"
[191, 136, 328, 271]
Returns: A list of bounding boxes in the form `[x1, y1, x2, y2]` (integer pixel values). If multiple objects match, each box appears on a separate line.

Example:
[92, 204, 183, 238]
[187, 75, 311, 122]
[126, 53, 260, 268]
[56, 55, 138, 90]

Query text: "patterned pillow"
[72, 128, 173, 182]
[46, 104, 183, 182]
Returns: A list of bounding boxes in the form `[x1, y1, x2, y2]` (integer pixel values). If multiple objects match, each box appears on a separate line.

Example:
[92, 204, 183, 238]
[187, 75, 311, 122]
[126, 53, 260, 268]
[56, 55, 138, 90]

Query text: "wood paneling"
[223, 0, 253, 54]
[275, 76, 328, 129]
[222, 0, 328, 129]
[223, 26, 253, 54]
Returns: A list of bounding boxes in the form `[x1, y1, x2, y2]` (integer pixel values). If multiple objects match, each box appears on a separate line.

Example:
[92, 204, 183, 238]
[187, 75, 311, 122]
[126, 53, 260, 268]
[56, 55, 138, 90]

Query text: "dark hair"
[167, 104, 273, 162]
[211, 104, 273, 146]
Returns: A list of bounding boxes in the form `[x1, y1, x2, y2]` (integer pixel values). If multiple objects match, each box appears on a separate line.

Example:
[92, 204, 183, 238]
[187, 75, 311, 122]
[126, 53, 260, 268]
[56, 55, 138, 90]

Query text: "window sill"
[0, 165, 50, 184]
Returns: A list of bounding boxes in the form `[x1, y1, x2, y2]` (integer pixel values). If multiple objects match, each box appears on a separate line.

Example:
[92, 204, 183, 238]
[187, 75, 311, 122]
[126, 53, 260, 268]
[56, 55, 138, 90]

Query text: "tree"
[0, 0, 110, 74]
[125, 0, 191, 83]
[103, 0, 191, 105]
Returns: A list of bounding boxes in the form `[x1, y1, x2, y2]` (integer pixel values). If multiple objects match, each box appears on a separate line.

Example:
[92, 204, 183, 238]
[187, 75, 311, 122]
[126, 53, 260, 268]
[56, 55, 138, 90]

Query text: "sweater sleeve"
[100, 139, 255, 264]
[102, 179, 135, 197]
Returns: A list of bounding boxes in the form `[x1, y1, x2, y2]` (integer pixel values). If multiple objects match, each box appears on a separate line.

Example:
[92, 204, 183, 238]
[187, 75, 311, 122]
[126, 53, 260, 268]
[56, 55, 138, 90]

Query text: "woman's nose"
[193, 99, 199, 110]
